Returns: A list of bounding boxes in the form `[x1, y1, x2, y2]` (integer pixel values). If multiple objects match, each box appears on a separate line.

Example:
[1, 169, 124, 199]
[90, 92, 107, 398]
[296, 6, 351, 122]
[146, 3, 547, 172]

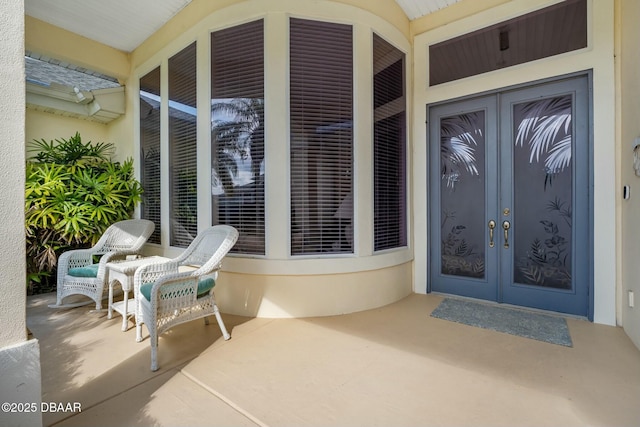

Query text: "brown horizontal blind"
[139, 67, 161, 244]
[290, 18, 353, 255]
[211, 19, 265, 255]
[373, 34, 407, 251]
[168, 42, 198, 248]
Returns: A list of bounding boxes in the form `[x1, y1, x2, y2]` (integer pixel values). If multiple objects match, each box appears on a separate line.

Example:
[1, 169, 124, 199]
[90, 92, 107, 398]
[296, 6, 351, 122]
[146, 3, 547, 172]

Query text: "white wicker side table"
[107, 256, 169, 331]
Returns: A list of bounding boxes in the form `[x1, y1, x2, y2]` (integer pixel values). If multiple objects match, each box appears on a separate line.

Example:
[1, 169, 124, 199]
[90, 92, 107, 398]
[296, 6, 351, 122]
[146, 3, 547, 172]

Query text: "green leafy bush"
[25, 132, 143, 294]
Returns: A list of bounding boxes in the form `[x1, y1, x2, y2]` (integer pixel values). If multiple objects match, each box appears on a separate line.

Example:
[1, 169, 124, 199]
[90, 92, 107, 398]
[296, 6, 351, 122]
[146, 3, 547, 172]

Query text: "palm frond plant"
[25, 133, 143, 294]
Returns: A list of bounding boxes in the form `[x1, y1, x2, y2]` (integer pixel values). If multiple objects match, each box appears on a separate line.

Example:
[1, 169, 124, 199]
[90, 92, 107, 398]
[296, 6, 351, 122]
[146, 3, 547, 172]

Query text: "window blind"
[373, 34, 407, 251]
[168, 42, 198, 248]
[211, 19, 265, 255]
[289, 18, 353, 256]
[140, 67, 161, 244]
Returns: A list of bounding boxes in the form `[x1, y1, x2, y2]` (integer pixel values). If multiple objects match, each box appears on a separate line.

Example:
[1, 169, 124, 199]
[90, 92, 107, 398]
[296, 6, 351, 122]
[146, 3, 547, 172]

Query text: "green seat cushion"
[67, 264, 100, 278]
[139, 277, 216, 302]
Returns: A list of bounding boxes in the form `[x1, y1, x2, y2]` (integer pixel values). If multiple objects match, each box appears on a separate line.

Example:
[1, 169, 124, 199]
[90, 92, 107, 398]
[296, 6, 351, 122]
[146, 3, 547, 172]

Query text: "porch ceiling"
[24, 0, 462, 52]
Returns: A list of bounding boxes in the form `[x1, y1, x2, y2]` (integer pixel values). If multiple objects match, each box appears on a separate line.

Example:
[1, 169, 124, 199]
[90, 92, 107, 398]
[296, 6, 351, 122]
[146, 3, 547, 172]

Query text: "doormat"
[431, 298, 573, 347]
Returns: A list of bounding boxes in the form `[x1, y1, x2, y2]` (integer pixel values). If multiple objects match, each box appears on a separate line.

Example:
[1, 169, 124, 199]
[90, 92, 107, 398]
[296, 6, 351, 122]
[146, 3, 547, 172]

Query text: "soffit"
[25, 0, 460, 53]
[395, 0, 463, 20]
[24, 0, 194, 53]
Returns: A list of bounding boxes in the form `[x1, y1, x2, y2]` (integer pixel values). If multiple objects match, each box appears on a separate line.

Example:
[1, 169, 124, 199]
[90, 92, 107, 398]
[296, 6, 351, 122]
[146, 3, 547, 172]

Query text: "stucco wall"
[618, 0, 640, 349]
[25, 109, 135, 164]
[0, 0, 43, 426]
[0, 0, 27, 351]
[25, 109, 110, 152]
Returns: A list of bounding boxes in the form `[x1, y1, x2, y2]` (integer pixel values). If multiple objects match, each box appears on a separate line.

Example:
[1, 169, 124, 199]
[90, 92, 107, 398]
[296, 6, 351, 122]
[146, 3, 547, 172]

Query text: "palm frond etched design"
[440, 112, 483, 188]
[515, 95, 572, 178]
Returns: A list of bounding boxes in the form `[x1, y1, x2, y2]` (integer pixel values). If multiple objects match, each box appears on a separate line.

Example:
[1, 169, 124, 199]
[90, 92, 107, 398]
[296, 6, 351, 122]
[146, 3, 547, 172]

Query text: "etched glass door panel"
[499, 76, 590, 316]
[430, 95, 499, 302]
[429, 75, 591, 317]
[512, 96, 573, 289]
[440, 111, 486, 279]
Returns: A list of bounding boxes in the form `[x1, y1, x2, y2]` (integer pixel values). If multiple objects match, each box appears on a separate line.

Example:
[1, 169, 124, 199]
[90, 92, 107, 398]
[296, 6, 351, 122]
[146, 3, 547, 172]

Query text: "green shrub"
[25, 132, 143, 294]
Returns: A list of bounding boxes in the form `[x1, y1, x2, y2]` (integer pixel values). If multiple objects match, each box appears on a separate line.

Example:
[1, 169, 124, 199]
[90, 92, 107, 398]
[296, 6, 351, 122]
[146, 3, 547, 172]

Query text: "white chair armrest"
[57, 249, 96, 280]
[149, 272, 199, 307]
[134, 260, 180, 288]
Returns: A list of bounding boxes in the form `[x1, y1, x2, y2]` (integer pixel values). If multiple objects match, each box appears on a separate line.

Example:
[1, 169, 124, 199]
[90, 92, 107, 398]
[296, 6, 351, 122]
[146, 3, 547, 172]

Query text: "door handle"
[502, 220, 511, 249]
[488, 220, 496, 248]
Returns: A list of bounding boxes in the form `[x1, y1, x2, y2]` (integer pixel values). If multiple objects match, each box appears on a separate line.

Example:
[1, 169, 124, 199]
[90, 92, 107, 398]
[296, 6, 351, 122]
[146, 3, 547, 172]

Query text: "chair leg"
[136, 322, 143, 343]
[150, 331, 159, 371]
[213, 304, 231, 340]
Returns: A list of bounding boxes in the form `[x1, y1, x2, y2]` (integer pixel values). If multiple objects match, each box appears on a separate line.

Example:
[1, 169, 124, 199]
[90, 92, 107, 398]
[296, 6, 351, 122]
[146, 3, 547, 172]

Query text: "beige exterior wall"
[25, 109, 110, 151]
[412, 0, 618, 325]
[131, 0, 409, 67]
[0, 1, 27, 347]
[0, 0, 42, 426]
[618, 0, 640, 349]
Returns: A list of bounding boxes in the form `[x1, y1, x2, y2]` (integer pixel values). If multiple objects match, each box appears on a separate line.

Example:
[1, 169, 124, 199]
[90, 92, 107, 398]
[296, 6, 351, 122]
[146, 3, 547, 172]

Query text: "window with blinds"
[169, 42, 198, 248]
[373, 34, 407, 251]
[290, 18, 353, 256]
[140, 67, 161, 244]
[211, 20, 265, 255]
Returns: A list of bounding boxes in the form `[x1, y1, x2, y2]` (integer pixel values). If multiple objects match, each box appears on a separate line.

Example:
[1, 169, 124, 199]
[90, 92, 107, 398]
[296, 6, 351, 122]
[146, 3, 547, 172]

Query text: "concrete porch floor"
[27, 292, 640, 427]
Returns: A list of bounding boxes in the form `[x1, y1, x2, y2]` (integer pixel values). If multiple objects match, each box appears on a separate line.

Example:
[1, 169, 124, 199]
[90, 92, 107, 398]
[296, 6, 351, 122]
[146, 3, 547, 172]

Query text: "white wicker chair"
[133, 225, 238, 371]
[50, 219, 155, 310]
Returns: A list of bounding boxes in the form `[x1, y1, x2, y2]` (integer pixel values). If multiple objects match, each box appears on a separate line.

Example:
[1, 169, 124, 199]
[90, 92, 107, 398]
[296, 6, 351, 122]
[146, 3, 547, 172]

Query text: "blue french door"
[429, 75, 591, 317]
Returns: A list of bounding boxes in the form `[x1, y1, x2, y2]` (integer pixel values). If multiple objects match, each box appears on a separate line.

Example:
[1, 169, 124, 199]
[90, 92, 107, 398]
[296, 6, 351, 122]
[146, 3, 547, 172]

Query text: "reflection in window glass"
[140, 67, 161, 244]
[373, 34, 407, 251]
[211, 20, 265, 255]
[169, 42, 198, 248]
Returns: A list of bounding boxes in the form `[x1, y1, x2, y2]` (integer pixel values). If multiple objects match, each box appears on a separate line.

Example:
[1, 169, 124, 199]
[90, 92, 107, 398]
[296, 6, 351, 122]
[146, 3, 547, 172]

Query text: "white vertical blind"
[290, 18, 353, 255]
[168, 42, 198, 248]
[211, 19, 265, 255]
[373, 34, 407, 251]
[140, 67, 162, 244]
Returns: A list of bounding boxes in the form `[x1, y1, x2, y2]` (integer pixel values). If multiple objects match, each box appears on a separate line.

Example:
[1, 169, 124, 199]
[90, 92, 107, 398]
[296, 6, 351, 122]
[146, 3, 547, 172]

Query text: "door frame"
[426, 71, 594, 320]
